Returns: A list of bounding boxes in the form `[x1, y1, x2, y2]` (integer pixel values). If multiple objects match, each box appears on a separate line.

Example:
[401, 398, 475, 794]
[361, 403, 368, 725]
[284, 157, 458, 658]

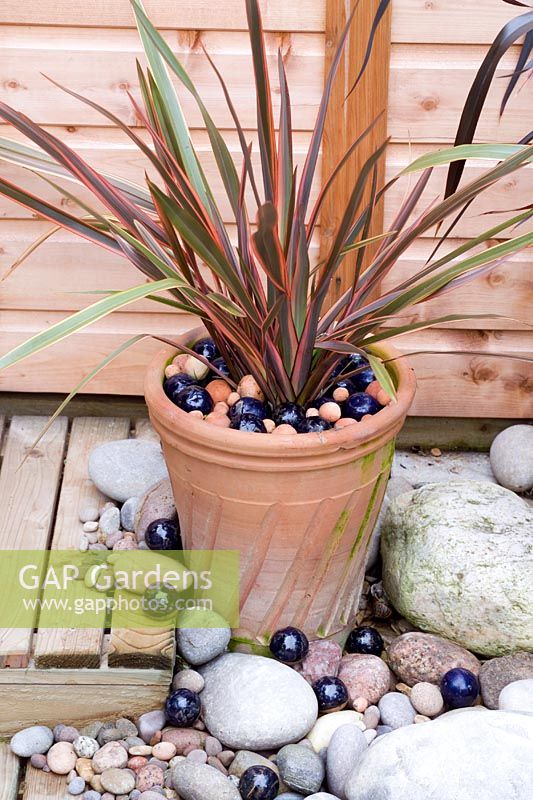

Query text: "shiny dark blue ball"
[343, 392, 382, 421]
[313, 395, 335, 409]
[333, 353, 368, 379]
[272, 403, 306, 428]
[351, 366, 376, 391]
[297, 417, 333, 434]
[165, 689, 201, 727]
[230, 397, 269, 422]
[239, 765, 279, 800]
[164, 372, 196, 403]
[230, 414, 267, 433]
[334, 377, 356, 394]
[441, 668, 479, 709]
[145, 518, 180, 551]
[345, 626, 384, 656]
[175, 385, 213, 415]
[269, 626, 309, 664]
[312, 676, 349, 713]
[211, 356, 230, 379]
[193, 337, 219, 362]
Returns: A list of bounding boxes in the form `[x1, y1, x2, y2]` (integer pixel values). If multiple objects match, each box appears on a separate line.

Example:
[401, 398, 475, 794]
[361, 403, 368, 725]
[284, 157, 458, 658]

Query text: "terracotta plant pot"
[145, 326, 416, 645]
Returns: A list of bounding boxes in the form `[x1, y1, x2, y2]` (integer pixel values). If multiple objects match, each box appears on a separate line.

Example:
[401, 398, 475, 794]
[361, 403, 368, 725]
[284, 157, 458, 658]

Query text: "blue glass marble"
[312, 676, 349, 713]
[239, 765, 279, 800]
[351, 366, 375, 392]
[210, 356, 231, 379]
[269, 626, 309, 664]
[230, 397, 270, 422]
[297, 417, 333, 434]
[174, 385, 213, 415]
[440, 668, 479, 709]
[343, 393, 382, 421]
[193, 337, 219, 362]
[272, 403, 306, 428]
[143, 583, 179, 620]
[165, 689, 201, 726]
[230, 414, 267, 433]
[313, 395, 335, 410]
[345, 626, 384, 656]
[164, 373, 196, 403]
[145, 518, 180, 551]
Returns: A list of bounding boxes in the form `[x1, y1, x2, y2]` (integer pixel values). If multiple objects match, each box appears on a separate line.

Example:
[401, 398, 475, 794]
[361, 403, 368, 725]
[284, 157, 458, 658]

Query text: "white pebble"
[98, 506, 120, 536]
[410, 683, 444, 717]
[79, 506, 99, 523]
[78, 534, 89, 552]
[83, 521, 99, 533]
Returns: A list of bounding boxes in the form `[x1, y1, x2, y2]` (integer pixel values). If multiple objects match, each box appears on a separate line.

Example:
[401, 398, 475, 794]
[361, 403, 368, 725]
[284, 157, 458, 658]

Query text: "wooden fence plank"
[391, 0, 526, 44]
[0, 32, 324, 129]
[0, 417, 67, 667]
[0, 745, 19, 800]
[0, 0, 325, 32]
[34, 417, 131, 668]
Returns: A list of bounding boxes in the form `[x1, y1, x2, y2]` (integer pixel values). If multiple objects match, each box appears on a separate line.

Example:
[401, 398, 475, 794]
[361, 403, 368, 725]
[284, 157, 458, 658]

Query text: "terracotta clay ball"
[205, 412, 231, 428]
[333, 386, 350, 403]
[206, 379, 232, 404]
[165, 364, 181, 379]
[188, 409, 204, 420]
[376, 389, 392, 406]
[319, 401, 342, 423]
[263, 419, 276, 433]
[227, 392, 241, 407]
[272, 424, 298, 435]
[172, 354, 189, 371]
[335, 417, 357, 430]
[365, 380, 381, 400]
[214, 401, 230, 414]
[306, 408, 320, 418]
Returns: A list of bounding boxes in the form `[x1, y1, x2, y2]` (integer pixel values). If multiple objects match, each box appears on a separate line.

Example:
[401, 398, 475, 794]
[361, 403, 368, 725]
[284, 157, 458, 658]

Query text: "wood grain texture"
[391, 0, 527, 44]
[0, 417, 67, 667]
[0, 0, 325, 31]
[0, 745, 19, 800]
[33, 417, 131, 669]
[22, 769, 66, 800]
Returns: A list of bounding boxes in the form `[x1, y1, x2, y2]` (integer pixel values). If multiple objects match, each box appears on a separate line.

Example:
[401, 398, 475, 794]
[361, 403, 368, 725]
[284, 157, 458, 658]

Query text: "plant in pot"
[0, 0, 531, 645]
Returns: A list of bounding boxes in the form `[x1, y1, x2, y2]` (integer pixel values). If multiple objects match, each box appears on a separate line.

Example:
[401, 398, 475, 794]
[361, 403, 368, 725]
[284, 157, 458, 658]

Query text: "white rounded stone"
[498, 679, 533, 714]
[490, 425, 533, 492]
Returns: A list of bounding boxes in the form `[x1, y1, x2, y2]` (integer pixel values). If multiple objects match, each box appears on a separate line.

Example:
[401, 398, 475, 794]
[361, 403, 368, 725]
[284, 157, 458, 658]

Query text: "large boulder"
[381, 480, 533, 656]
[344, 710, 533, 800]
[199, 653, 318, 749]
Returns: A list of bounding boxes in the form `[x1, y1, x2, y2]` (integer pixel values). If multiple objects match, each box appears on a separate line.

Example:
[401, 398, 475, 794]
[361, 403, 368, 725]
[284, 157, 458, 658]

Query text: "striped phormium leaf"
[0, 0, 531, 405]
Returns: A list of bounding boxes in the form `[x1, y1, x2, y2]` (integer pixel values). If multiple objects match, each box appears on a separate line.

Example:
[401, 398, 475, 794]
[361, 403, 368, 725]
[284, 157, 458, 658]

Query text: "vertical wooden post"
[322, 0, 392, 306]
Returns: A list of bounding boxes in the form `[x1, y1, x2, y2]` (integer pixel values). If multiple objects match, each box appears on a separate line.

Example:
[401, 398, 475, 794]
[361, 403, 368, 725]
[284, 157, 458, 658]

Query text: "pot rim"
[145, 325, 417, 457]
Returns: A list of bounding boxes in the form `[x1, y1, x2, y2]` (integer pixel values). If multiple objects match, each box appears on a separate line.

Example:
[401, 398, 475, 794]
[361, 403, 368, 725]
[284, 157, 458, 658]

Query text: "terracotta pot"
[145, 326, 416, 645]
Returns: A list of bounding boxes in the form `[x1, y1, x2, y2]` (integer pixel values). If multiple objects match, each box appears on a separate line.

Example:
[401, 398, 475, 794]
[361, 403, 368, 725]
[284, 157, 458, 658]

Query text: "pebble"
[294, 640, 343, 685]
[30, 754, 48, 769]
[307, 711, 364, 752]
[409, 682, 444, 717]
[338, 654, 393, 705]
[173, 670, 206, 694]
[129, 756, 149, 772]
[47, 742, 77, 774]
[79, 532, 90, 552]
[414, 714, 430, 723]
[83, 521, 99, 533]
[137, 711, 167, 744]
[10, 725, 54, 757]
[387, 633, 480, 687]
[362, 706, 380, 730]
[79, 506, 99, 523]
[74, 737, 100, 759]
[218, 751, 235, 768]
[498, 679, 533, 713]
[98, 727, 123, 745]
[98, 506, 121, 536]
[152, 742, 177, 761]
[326, 724, 367, 798]
[378, 693, 416, 729]
[100, 769, 136, 794]
[81, 722, 103, 740]
[176, 609, 231, 665]
[363, 729, 377, 744]
[121, 496, 139, 531]
[57, 726, 80, 743]
[116, 718, 138, 737]
[277, 744, 325, 795]
[92, 741, 129, 773]
[186, 749, 208, 765]
[204, 736, 222, 757]
[89, 439, 169, 503]
[199, 653, 318, 750]
[105, 530, 124, 549]
[161, 729, 207, 753]
[135, 479, 177, 541]
[228, 750, 281, 780]
[479, 652, 533, 709]
[375, 725, 393, 737]
[76, 758, 95, 782]
[171, 761, 241, 800]
[489, 425, 533, 492]
[82, 792, 101, 800]
[130, 745, 153, 756]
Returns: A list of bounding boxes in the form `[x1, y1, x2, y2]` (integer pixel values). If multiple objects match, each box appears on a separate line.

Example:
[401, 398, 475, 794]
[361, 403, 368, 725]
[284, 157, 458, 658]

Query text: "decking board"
[0, 745, 20, 800]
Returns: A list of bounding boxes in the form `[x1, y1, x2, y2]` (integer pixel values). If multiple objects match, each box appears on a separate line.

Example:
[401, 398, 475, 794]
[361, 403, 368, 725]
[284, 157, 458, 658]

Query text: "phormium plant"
[0, 0, 531, 409]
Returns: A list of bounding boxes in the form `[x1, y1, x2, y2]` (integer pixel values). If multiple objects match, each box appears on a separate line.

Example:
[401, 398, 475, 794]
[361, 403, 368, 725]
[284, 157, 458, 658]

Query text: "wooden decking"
[0, 413, 173, 739]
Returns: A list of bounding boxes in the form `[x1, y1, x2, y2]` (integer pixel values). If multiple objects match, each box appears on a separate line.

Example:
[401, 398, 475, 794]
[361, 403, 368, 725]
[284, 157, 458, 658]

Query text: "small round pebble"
[57, 726, 80, 743]
[362, 705, 380, 730]
[136, 763, 165, 791]
[152, 742, 176, 761]
[186, 749, 208, 764]
[375, 725, 393, 737]
[79, 506, 99, 523]
[409, 682, 444, 717]
[83, 521, 99, 533]
[98, 506, 120, 536]
[10, 725, 54, 757]
[82, 793, 101, 800]
[30, 753, 48, 770]
[120, 496, 139, 531]
[74, 737, 100, 759]
[100, 768, 136, 794]
[68, 777, 86, 796]
[173, 669, 205, 694]
[378, 692, 416, 729]
[47, 741, 77, 774]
